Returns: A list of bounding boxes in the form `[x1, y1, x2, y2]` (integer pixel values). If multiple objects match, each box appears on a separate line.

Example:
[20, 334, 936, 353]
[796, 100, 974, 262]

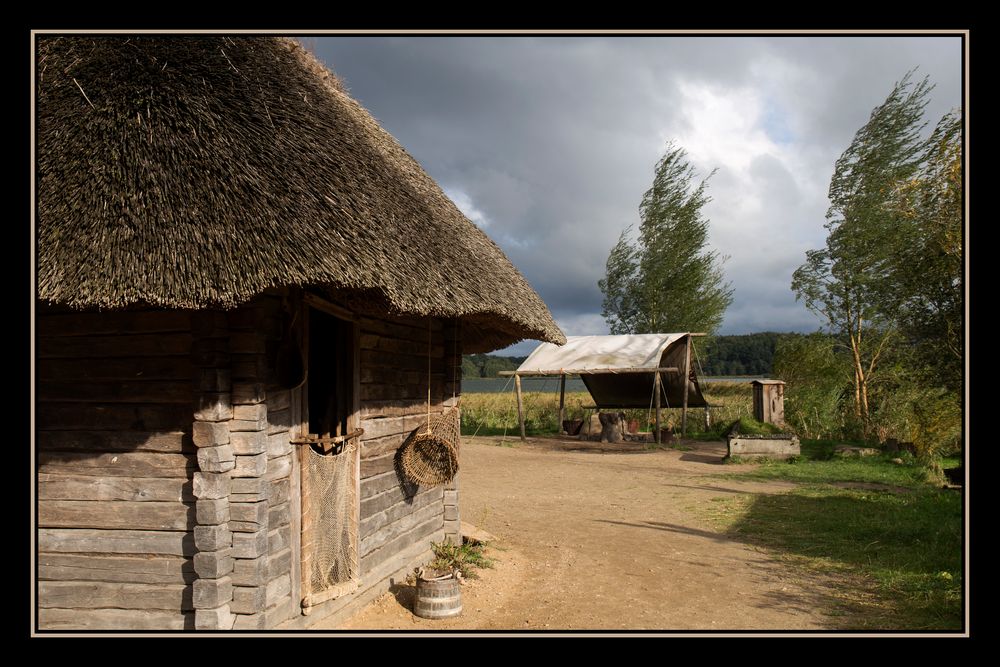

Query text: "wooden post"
[557, 374, 566, 434]
[681, 334, 692, 437]
[514, 374, 526, 442]
[654, 371, 661, 446]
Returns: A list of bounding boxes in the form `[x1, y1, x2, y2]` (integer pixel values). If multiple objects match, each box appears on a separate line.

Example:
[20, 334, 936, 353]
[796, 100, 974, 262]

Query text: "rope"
[425, 317, 432, 436]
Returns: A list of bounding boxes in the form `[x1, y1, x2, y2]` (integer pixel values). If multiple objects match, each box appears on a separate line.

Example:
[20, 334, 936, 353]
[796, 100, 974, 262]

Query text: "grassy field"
[705, 443, 963, 630]
[459, 381, 754, 437]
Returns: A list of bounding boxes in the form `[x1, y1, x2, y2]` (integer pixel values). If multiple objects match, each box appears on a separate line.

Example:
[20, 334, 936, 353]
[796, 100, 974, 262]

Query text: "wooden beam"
[500, 367, 679, 377]
[302, 291, 356, 322]
[654, 371, 661, 446]
[514, 374, 526, 442]
[557, 374, 566, 433]
[682, 335, 692, 437]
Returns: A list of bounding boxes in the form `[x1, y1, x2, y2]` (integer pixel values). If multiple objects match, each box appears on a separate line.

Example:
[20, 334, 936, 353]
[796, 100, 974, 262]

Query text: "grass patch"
[461, 382, 755, 438]
[430, 539, 495, 580]
[724, 439, 929, 488]
[728, 416, 785, 436]
[706, 446, 962, 630]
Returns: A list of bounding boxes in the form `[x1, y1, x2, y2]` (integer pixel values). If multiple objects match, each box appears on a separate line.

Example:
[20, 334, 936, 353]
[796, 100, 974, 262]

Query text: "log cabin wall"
[36, 306, 199, 630]
[35, 292, 463, 631]
[276, 297, 463, 629]
[356, 313, 463, 566]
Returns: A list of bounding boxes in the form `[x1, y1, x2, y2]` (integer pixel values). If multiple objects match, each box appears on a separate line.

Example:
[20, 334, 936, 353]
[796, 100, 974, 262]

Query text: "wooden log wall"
[36, 306, 198, 631]
[356, 314, 461, 577]
[220, 292, 298, 630]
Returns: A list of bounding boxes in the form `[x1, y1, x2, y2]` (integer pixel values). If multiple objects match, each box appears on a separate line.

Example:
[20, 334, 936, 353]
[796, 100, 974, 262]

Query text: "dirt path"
[327, 436, 852, 631]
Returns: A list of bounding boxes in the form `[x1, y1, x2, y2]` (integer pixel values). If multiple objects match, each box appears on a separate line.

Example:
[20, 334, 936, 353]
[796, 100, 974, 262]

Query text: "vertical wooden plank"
[287, 298, 303, 620]
[351, 320, 362, 581]
[557, 374, 566, 434]
[654, 371, 661, 446]
[681, 335, 692, 437]
[514, 374, 525, 442]
[296, 298, 310, 608]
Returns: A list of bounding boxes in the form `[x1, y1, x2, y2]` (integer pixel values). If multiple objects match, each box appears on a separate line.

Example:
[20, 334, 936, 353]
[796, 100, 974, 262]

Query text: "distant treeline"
[698, 332, 803, 376]
[462, 354, 527, 378]
[463, 333, 805, 378]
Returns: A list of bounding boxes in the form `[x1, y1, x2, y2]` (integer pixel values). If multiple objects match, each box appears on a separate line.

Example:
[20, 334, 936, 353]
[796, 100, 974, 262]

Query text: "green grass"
[460, 382, 755, 438]
[707, 442, 962, 630]
[724, 439, 929, 487]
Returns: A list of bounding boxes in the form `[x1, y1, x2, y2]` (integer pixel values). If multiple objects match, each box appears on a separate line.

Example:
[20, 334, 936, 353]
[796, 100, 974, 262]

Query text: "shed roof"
[35, 36, 564, 353]
[517, 335, 708, 409]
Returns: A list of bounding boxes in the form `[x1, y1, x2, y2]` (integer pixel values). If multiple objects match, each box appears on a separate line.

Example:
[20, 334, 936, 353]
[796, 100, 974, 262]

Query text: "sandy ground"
[324, 436, 858, 632]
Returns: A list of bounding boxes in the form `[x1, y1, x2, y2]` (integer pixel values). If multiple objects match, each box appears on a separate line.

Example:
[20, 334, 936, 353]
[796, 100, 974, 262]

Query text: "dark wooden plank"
[360, 484, 437, 521]
[358, 317, 438, 343]
[37, 403, 193, 432]
[38, 581, 192, 610]
[36, 310, 192, 336]
[38, 553, 195, 585]
[360, 383, 443, 402]
[359, 453, 395, 479]
[359, 512, 444, 570]
[360, 471, 406, 500]
[360, 502, 443, 556]
[360, 433, 406, 460]
[359, 414, 427, 440]
[35, 430, 193, 453]
[38, 528, 195, 556]
[360, 367, 423, 385]
[359, 401, 436, 420]
[361, 350, 444, 373]
[38, 608, 192, 630]
[359, 486, 443, 538]
[39, 500, 195, 531]
[37, 380, 193, 404]
[38, 474, 194, 502]
[37, 333, 193, 359]
[36, 356, 196, 381]
[38, 451, 194, 478]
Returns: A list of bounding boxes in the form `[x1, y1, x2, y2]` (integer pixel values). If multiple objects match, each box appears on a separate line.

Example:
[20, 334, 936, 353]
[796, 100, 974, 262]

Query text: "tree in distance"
[599, 142, 733, 336]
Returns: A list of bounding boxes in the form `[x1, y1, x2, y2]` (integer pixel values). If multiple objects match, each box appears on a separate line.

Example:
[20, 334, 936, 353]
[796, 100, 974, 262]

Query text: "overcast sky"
[311, 35, 962, 356]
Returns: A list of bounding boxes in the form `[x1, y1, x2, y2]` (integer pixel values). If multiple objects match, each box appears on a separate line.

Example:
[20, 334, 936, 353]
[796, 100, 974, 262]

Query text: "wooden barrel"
[413, 574, 462, 619]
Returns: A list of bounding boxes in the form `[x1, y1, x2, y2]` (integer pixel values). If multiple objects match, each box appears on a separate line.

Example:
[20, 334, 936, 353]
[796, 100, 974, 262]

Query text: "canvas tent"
[507, 334, 707, 441]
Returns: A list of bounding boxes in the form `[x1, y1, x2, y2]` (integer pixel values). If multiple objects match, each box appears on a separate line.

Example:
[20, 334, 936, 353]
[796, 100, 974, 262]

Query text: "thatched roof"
[36, 36, 565, 352]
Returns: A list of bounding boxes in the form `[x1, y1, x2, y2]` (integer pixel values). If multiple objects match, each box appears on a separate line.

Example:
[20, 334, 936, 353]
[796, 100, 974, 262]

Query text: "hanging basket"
[396, 408, 460, 486]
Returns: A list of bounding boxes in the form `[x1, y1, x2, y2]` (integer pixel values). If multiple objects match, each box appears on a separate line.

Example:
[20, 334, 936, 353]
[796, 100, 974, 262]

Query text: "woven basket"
[396, 408, 460, 486]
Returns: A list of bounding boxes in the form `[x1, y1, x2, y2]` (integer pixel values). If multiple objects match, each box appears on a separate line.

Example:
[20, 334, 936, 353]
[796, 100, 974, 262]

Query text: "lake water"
[462, 376, 767, 393]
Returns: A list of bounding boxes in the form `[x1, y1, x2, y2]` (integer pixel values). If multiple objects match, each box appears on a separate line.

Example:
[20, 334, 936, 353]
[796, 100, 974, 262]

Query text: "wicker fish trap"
[396, 408, 460, 486]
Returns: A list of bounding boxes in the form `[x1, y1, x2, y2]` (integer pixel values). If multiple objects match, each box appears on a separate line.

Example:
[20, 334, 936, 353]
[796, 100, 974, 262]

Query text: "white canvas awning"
[517, 334, 687, 374]
[512, 334, 708, 410]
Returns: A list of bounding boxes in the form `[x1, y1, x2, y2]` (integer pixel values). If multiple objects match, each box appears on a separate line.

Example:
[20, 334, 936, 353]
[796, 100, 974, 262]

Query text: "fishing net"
[302, 438, 357, 594]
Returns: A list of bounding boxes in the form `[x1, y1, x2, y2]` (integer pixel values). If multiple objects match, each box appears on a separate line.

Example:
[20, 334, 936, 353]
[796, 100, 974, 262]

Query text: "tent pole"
[682, 334, 692, 437]
[558, 373, 566, 434]
[515, 373, 526, 442]
[654, 371, 661, 445]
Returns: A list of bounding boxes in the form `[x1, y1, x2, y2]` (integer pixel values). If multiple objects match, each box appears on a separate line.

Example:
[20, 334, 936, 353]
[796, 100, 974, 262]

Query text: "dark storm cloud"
[311, 35, 962, 351]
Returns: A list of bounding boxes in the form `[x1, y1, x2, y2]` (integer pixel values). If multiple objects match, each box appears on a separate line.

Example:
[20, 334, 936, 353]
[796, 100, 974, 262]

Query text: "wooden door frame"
[295, 292, 362, 613]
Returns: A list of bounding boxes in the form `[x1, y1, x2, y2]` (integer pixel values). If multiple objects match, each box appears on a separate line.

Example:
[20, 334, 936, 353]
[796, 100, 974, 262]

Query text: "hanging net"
[303, 438, 358, 594]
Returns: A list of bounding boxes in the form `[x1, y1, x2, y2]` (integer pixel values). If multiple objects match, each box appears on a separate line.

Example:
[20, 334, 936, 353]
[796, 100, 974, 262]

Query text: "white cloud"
[444, 187, 491, 229]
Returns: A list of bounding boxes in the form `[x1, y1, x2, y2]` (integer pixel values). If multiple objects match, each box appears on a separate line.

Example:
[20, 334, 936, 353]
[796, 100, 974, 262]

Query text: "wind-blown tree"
[600, 143, 733, 335]
[792, 71, 933, 433]
[884, 110, 963, 393]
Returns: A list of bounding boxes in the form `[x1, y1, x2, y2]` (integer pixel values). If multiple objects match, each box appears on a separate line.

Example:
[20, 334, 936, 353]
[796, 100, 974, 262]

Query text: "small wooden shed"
[752, 380, 786, 426]
[34, 36, 564, 631]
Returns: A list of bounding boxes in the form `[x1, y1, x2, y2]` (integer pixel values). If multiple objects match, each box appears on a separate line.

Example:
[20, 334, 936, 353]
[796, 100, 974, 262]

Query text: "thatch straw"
[36, 36, 565, 352]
